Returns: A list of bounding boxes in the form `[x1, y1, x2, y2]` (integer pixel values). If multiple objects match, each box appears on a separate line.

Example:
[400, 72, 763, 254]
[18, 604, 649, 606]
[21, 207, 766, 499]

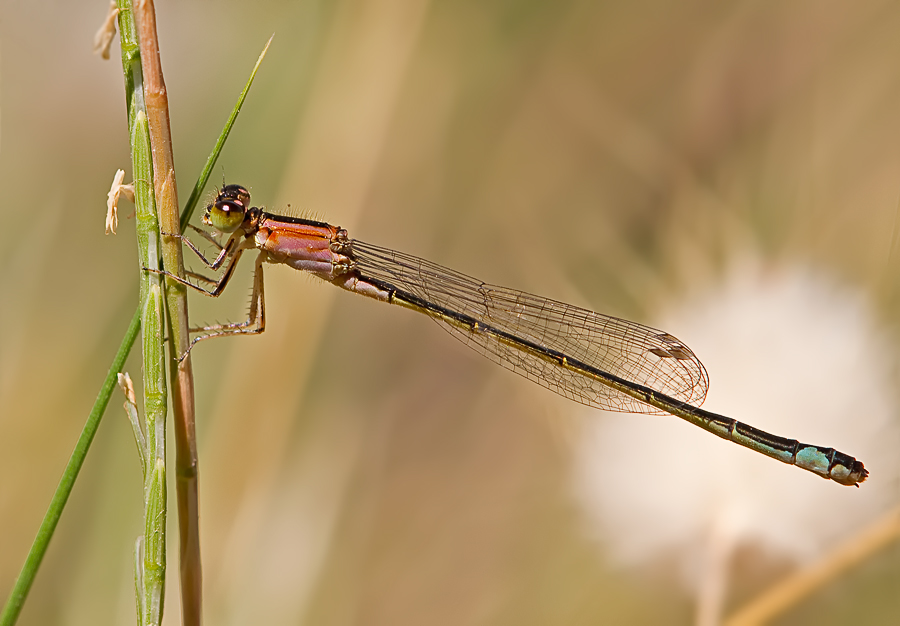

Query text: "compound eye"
[205, 198, 246, 233]
[221, 184, 251, 208]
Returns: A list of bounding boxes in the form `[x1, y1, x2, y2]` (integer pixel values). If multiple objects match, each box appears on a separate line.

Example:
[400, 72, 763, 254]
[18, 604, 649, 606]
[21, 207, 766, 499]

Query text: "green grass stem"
[0, 8, 271, 626]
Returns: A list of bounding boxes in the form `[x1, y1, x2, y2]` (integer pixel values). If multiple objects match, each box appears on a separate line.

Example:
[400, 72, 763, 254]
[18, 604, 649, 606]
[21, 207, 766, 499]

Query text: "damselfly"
[152, 184, 868, 487]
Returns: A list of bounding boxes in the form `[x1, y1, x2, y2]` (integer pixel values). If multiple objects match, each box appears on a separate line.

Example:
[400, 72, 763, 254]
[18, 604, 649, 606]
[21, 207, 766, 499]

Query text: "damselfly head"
[204, 184, 251, 233]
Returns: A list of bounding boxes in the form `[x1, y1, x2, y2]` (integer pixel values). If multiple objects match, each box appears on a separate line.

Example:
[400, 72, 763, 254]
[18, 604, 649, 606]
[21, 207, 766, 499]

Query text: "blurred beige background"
[2, 1, 900, 624]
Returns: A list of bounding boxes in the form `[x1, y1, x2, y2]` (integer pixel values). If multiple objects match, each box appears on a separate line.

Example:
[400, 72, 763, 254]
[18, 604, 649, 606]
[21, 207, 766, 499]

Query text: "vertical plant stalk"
[134, 109, 167, 626]
[118, 3, 168, 625]
[0, 13, 269, 626]
[135, 2, 202, 624]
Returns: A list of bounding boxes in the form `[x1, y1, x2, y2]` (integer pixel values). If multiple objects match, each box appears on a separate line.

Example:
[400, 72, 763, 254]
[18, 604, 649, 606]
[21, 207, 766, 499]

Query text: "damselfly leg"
[159, 225, 239, 273]
[147, 230, 266, 354]
[186, 253, 266, 347]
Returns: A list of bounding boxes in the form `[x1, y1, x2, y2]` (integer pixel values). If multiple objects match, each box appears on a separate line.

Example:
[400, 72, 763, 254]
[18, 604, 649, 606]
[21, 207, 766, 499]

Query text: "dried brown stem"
[725, 506, 900, 626]
[136, 1, 202, 624]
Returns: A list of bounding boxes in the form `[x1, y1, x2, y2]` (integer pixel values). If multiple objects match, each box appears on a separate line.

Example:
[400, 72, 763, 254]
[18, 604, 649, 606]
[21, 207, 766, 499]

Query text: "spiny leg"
[182, 253, 266, 358]
[145, 241, 247, 297]
[186, 223, 227, 251]
[166, 224, 226, 253]
[184, 270, 220, 287]
[160, 229, 240, 270]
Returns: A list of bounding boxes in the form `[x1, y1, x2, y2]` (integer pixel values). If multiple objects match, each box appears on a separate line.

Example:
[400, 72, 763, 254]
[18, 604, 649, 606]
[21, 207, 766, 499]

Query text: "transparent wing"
[350, 240, 709, 413]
